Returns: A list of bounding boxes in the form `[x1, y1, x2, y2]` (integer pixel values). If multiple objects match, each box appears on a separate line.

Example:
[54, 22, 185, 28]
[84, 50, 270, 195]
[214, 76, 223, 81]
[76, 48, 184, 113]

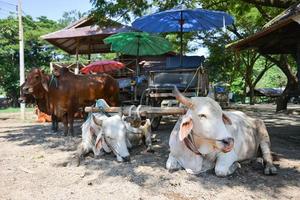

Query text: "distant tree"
[0, 15, 60, 105]
[58, 10, 87, 27]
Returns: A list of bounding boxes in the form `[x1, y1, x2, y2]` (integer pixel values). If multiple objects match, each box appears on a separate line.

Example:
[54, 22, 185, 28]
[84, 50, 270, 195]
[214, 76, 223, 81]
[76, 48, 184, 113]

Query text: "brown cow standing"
[21, 72, 59, 131]
[23, 67, 120, 136]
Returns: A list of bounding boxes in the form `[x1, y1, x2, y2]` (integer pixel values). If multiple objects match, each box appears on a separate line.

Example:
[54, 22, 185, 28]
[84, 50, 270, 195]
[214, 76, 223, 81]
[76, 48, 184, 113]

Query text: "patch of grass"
[0, 107, 34, 113]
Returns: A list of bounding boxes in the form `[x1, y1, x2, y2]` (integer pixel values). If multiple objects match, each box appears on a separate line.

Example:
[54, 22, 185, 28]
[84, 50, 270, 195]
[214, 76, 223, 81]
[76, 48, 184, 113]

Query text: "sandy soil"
[0, 104, 299, 200]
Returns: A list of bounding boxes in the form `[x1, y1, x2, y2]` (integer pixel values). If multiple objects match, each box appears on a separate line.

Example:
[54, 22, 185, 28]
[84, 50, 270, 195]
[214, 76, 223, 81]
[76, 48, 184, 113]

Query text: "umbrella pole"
[180, 10, 183, 67]
[134, 37, 140, 102]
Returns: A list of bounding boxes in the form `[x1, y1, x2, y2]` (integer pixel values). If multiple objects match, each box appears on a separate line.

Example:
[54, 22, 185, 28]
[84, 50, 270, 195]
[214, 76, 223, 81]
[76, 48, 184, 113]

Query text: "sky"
[0, 0, 92, 20]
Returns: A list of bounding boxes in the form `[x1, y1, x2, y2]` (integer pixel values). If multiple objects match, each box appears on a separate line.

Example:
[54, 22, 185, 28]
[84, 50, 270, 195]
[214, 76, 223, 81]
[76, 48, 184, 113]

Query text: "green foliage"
[0, 107, 34, 113]
[256, 66, 287, 88]
[58, 10, 87, 28]
[0, 1, 295, 107]
[89, 0, 297, 103]
[0, 15, 60, 104]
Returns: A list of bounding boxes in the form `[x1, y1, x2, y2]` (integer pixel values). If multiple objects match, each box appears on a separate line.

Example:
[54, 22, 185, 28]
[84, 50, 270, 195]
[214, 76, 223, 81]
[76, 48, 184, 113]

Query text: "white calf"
[77, 113, 152, 164]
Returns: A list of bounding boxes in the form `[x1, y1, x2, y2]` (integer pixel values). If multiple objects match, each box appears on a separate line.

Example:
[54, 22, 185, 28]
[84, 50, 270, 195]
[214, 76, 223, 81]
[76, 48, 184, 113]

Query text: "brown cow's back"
[53, 68, 120, 107]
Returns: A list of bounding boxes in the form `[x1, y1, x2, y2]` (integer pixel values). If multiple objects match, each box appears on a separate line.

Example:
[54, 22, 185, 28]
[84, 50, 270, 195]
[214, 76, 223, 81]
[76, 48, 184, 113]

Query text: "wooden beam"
[84, 106, 187, 117]
[75, 39, 80, 74]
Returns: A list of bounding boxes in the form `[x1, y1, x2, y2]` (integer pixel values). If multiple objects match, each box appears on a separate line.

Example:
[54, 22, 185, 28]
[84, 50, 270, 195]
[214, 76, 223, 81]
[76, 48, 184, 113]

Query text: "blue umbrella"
[132, 5, 234, 65]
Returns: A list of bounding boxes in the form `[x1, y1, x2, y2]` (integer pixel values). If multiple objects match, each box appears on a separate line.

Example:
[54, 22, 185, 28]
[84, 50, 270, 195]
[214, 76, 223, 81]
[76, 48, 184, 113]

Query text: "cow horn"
[172, 86, 194, 109]
[92, 115, 102, 126]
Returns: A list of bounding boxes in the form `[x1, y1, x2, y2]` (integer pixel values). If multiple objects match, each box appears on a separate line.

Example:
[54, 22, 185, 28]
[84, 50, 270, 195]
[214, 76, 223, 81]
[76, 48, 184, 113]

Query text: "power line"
[0, 7, 17, 13]
[0, 9, 16, 17]
[0, 0, 17, 7]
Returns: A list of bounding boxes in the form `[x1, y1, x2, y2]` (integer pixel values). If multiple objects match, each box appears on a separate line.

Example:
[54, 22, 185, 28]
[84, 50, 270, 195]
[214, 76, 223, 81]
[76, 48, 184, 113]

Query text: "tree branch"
[227, 23, 243, 39]
[241, 0, 297, 9]
[255, 5, 273, 21]
[253, 62, 274, 87]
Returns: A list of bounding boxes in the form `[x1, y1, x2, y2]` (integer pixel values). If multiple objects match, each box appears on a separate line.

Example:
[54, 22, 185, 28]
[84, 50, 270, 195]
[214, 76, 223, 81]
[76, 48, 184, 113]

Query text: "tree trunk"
[264, 55, 298, 111]
[242, 84, 247, 104]
[276, 78, 298, 111]
[249, 85, 255, 105]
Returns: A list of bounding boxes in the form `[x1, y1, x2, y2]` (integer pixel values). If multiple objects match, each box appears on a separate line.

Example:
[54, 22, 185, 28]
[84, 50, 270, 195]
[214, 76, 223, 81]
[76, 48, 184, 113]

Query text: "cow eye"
[198, 114, 207, 119]
[106, 136, 113, 140]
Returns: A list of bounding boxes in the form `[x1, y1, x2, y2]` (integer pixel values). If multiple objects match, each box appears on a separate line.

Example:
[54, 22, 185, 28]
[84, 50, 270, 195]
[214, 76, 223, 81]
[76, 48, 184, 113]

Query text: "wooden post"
[88, 40, 91, 64]
[297, 42, 300, 90]
[88, 54, 91, 63]
[18, 0, 25, 120]
[75, 39, 79, 74]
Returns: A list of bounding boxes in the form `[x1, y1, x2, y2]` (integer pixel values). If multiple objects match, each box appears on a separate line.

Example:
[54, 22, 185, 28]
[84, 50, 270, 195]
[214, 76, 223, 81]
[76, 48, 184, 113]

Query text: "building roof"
[41, 17, 134, 55]
[227, 3, 300, 54]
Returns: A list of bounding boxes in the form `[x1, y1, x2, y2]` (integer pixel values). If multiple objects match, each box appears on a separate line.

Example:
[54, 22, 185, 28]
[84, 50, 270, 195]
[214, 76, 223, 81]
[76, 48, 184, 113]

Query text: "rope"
[183, 67, 202, 93]
[49, 74, 58, 88]
[128, 105, 136, 117]
[136, 105, 142, 119]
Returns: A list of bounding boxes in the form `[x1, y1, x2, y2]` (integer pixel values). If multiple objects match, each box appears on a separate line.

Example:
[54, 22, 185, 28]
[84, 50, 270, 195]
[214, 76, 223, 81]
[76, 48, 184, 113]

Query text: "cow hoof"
[168, 168, 180, 173]
[215, 162, 240, 177]
[264, 164, 277, 175]
[229, 162, 241, 173]
[76, 157, 81, 167]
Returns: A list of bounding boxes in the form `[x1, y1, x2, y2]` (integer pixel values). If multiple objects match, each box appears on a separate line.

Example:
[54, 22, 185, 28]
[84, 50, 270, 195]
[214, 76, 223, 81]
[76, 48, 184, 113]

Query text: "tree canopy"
[0, 0, 298, 110]
[89, 0, 297, 108]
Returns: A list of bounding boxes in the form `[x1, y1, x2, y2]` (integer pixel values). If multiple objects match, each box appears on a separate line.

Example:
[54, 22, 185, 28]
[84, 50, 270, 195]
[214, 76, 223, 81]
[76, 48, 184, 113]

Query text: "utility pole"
[18, 0, 25, 120]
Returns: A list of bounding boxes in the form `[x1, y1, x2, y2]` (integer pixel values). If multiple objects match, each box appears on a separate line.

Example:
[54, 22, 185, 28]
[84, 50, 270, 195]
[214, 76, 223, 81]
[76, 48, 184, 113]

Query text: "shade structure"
[41, 17, 134, 55]
[80, 60, 125, 74]
[132, 5, 234, 65]
[103, 32, 172, 56]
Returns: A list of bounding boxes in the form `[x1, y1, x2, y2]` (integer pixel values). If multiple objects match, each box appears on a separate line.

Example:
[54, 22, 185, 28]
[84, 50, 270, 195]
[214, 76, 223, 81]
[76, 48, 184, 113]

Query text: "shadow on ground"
[0, 106, 299, 196]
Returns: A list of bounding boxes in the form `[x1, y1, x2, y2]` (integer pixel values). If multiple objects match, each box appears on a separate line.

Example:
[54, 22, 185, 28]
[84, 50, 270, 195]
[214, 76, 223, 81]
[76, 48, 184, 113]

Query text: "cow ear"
[95, 135, 103, 150]
[41, 76, 49, 92]
[222, 113, 232, 125]
[90, 126, 103, 151]
[179, 116, 193, 141]
[38, 70, 49, 92]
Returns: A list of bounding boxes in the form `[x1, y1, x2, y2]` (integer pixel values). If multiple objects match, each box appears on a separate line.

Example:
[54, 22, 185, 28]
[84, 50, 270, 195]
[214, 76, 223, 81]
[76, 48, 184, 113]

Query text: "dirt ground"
[0, 104, 299, 200]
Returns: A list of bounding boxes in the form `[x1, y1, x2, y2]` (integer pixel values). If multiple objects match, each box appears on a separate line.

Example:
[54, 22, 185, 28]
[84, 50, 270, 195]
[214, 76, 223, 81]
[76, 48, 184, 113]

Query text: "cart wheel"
[151, 116, 162, 131]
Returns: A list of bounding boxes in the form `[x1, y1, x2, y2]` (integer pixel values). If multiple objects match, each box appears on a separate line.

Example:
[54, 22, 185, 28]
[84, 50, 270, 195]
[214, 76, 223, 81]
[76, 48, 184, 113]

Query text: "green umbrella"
[104, 32, 172, 101]
[104, 32, 172, 56]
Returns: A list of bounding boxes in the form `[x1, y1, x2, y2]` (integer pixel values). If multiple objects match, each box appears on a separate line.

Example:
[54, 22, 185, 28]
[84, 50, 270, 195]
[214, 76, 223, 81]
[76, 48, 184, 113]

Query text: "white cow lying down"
[77, 112, 152, 164]
[166, 87, 277, 176]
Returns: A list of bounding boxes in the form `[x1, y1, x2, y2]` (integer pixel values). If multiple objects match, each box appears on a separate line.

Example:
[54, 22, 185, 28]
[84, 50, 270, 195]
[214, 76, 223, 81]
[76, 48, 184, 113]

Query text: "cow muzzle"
[122, 155, 130, 162]
[220, 137, 234, 153]
[18, 97, 26, 103]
